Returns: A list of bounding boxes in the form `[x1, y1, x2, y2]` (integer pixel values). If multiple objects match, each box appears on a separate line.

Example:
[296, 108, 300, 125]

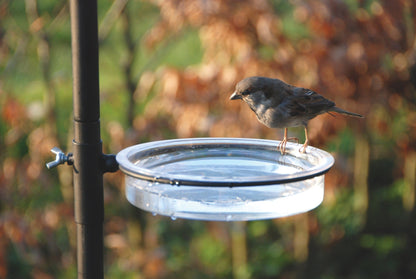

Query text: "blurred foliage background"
[1, 0, 416, 278]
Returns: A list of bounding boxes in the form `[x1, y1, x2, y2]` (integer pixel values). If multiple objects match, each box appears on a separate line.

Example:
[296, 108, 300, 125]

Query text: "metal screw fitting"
[46, 147, 73, 169]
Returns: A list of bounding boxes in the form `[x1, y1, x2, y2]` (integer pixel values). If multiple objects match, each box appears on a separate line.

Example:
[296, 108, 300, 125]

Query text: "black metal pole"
[70, 0, 103, 278]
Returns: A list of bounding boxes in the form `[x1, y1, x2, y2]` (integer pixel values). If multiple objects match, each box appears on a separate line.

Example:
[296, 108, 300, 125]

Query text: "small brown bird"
[230, 76, 363, 154]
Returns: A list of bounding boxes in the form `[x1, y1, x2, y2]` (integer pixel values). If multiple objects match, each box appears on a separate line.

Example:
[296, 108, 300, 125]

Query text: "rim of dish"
[116, 138, 335, 187]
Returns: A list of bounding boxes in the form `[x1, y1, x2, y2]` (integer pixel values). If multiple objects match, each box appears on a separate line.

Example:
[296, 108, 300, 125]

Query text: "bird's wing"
[267, 82, 296, 107]
[283, 88, 335, 117]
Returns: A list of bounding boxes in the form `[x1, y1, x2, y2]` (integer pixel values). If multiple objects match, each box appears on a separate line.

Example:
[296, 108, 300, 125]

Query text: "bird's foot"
[278, 137, 298, 155]
[287, 137, 299, 144]
[278, 138, 287, 155]
[298, 140, 308, 153]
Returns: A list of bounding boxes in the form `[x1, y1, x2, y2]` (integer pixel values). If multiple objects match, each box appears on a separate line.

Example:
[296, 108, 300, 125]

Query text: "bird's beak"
[229, 91, 241, 100]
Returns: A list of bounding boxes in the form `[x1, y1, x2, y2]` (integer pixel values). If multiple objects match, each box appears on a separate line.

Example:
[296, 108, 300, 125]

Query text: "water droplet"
[145, 203, 150, 207]
[152, 212, 157, 216]
[170, 215, 177, 221]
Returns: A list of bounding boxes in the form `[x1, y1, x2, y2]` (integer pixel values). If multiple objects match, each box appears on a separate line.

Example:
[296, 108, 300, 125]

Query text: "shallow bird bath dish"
[116, 137, 334, 221]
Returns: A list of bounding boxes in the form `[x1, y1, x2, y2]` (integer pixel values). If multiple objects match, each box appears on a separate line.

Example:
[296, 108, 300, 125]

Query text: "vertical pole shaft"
[70, 0, 103, 278]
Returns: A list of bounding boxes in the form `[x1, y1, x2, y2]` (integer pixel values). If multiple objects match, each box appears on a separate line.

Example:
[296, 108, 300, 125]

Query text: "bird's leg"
[278, 128, 299, 155]
[299, 126, 309, 153]
[277, 128, 291, 154]
[278, 128, 288, 154]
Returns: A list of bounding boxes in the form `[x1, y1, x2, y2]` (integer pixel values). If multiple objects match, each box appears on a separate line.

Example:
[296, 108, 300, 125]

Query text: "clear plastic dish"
[116, 138, 334, 221]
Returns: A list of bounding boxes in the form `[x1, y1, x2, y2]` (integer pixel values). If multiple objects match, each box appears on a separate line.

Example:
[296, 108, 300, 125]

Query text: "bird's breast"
[257, 107, 306, 128]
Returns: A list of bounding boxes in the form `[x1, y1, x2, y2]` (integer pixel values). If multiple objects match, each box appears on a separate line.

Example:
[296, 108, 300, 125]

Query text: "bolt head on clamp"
[46, 147, 73, 169]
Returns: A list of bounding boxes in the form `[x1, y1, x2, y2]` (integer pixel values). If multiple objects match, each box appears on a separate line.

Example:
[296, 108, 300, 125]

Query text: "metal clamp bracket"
[46, 146, 118, 173]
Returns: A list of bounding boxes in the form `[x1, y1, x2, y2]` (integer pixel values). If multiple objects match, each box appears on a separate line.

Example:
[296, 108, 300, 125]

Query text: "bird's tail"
[330, 107, 363, 118]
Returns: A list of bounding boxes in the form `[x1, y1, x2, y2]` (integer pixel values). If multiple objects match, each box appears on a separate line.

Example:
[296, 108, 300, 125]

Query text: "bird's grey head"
[230, 76, 267, 100]
[229, 76, 283, 110]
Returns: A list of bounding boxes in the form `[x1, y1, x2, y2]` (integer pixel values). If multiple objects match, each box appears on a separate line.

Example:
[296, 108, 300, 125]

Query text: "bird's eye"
[242, 89, 251, 95]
